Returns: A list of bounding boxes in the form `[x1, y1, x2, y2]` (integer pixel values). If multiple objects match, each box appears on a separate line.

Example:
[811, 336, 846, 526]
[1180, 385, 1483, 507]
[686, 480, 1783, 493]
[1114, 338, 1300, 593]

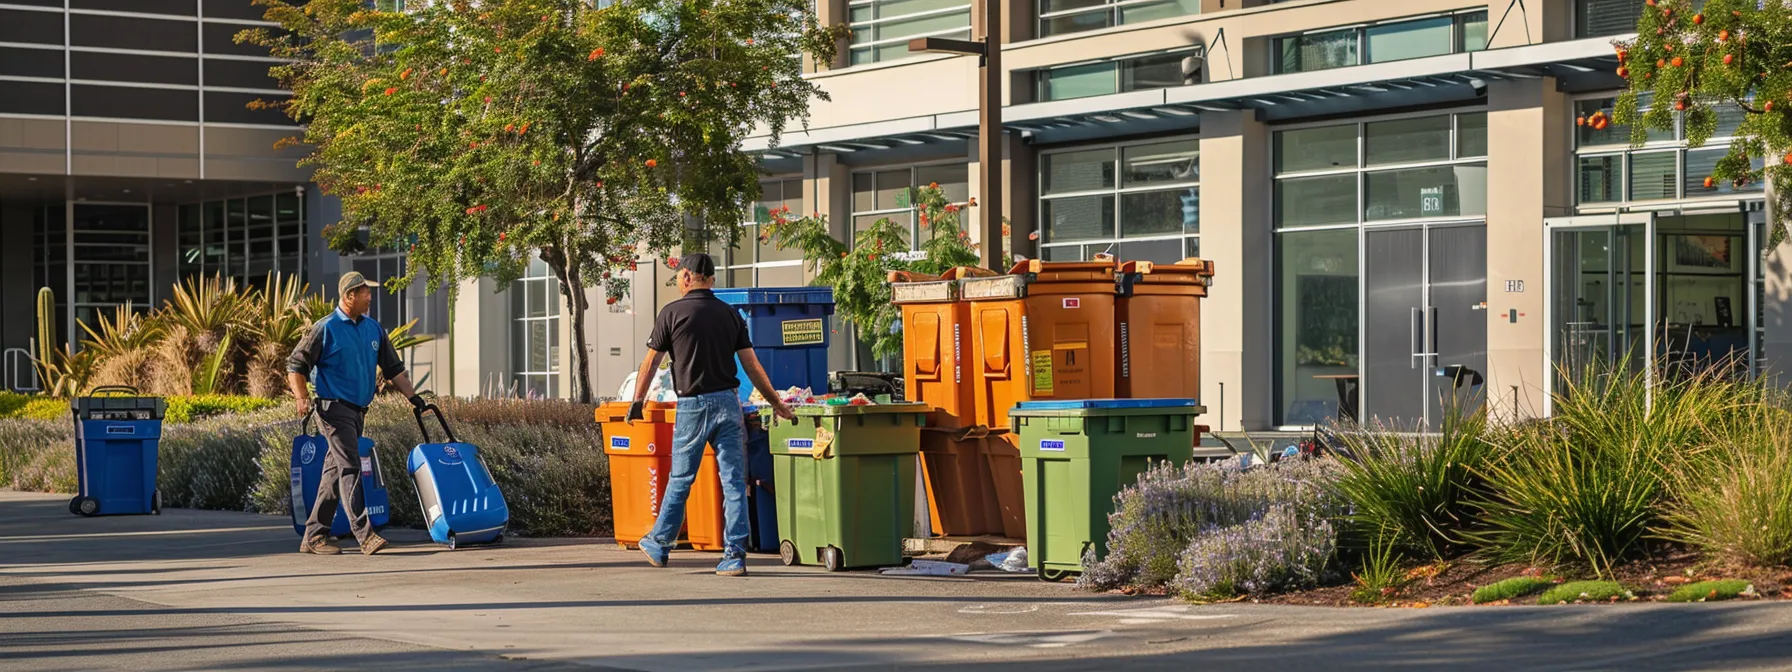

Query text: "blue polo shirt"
[287, 308, 405, 409]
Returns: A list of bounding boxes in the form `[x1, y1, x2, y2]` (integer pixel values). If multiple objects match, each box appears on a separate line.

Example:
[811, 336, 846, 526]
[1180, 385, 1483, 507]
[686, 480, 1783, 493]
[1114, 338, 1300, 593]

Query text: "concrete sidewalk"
[6, 491, 1792, 671]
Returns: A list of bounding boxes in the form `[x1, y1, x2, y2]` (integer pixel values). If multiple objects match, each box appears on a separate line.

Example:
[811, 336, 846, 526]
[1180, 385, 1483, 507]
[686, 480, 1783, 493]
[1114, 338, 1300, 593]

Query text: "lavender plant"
[1174, 504, 1341, 600]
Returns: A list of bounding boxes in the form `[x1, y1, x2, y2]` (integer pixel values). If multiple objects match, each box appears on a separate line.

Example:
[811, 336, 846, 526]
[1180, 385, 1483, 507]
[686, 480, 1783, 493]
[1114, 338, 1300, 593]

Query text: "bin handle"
[414, 403, 458, 444]
[89, 385, 139, 396]
[301, 404, 316, 436]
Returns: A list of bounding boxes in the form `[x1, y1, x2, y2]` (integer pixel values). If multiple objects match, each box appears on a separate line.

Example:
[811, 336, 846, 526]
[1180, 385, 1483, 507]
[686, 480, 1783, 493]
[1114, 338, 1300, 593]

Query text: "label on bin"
[300, 441, 318, 466]
[1031, 351, 1055, 395]
[360, 457, 373, 475]
[781, 319, 825, 346]
[786, 438, 815, 452]
[610, 436, 631, 450]
[1062, 298, 1080, 309]
[106, 425, 134, 435]
[1040, 439, 1066, 452]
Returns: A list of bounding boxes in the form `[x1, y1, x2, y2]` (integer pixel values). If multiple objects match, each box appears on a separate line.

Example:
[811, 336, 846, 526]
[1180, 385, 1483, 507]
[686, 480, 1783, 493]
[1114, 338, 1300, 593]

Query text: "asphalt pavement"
[7, 491, 1792, 671]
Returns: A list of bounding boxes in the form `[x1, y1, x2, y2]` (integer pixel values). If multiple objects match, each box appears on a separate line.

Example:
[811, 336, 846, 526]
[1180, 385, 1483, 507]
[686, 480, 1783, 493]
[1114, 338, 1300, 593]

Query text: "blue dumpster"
[743, 406, 778, 553]
[289, 429, 391, 538]
[69, 386, 165, 517]
[713, 287, 834, 401]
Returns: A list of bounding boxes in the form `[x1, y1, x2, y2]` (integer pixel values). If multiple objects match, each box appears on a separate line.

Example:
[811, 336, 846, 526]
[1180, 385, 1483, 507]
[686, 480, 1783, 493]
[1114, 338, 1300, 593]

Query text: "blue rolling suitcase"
[408, 405, 508, 549]
[290, 411, 391, 537]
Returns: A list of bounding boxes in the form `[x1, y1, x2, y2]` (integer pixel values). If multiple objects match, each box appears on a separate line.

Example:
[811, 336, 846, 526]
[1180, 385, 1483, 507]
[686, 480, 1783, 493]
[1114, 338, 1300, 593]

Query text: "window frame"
[1272, 108, 1490, 231]
[510, 254, 562, 399]
[1036, 0, 1198, 40]
[1036, 135, 1201, 262]
[718, 177, 808, 288]
[1270, 10, 1489, 75]
[846, 0, 974, 66]
[1570, 92, 1766, 209]
[1031, 47, 1203, 103]
[848, 160, 973, 252]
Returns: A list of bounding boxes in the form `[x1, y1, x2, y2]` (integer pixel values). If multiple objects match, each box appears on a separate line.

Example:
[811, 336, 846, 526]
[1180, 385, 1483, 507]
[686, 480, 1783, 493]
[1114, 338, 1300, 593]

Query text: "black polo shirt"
[646, 289, 753, 397]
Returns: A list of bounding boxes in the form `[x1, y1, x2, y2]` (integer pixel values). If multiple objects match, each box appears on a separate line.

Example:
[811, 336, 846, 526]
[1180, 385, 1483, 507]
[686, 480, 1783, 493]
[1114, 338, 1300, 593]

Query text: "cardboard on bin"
[1116, 259, 1214, 295]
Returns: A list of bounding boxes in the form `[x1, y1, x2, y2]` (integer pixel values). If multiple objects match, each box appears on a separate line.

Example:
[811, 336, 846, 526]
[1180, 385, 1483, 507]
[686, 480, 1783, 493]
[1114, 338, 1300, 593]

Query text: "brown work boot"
[299, 537, 341, 555]
[360, 533, 388, 556]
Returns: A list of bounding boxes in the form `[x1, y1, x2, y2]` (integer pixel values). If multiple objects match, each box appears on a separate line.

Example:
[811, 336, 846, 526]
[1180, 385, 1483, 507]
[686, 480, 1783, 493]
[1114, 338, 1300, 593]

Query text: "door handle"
[1428, 306, 1439, 368]
[1410, 307, 1423, 369]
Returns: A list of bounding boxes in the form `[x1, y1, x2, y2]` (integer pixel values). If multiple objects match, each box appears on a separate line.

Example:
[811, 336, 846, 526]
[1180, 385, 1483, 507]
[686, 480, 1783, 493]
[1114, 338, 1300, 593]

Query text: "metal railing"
[5, 345, 41, 393]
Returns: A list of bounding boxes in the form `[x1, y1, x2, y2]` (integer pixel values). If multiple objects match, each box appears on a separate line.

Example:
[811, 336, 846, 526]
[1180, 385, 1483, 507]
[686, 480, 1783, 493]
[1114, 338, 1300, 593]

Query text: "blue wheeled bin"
[742, 405, 778, 553]
[713, 287, 834, 401]
[69, 386, 165, 517]
[289, 410, 391, 538]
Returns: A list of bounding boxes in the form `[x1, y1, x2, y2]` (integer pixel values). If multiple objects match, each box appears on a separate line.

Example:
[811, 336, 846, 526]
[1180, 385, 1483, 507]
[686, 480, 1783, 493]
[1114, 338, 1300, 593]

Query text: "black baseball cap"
[678, 253, 716, 277]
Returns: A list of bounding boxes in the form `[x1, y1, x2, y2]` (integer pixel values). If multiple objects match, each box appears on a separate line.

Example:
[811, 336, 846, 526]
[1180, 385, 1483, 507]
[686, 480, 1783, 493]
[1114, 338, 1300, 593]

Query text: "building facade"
[6, 0, 1787, 431]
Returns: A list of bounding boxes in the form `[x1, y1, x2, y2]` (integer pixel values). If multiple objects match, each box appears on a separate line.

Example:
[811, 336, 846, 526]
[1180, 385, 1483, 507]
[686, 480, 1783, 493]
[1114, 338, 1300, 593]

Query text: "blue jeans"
[646, 390, 749, 555]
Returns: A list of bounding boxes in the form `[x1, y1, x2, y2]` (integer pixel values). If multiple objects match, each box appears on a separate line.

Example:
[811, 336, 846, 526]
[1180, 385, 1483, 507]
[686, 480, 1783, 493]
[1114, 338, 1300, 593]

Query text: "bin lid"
[714, 287, 835, 306]
[793, 402, 929, 417]
[1013, 398, 1199, 411]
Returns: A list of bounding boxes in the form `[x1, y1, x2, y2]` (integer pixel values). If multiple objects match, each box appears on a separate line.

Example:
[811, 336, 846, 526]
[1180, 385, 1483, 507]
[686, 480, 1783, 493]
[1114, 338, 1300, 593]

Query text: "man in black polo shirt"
[628, 253, 795, 576]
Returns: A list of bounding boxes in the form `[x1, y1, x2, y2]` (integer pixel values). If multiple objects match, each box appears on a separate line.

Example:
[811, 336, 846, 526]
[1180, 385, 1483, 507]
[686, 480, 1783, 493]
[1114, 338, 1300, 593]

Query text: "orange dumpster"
[982, 431, 1027, 539]
[597, 403, 727, 551]
[961, 260, 1119, 431]
[1115, 258, 1215, 399]
[890, 267, 993, 429]
[917, 428, 998, 537]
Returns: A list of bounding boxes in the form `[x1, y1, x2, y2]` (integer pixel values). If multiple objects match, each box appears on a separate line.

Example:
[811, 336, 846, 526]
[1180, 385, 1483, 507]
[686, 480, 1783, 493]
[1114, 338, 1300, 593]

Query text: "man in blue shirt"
[287, 271, 424, 556]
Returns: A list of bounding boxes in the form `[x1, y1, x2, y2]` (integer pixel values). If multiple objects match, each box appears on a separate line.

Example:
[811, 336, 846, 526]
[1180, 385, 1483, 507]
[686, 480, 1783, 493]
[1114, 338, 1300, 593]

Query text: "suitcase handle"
[414, 404, 458, 443]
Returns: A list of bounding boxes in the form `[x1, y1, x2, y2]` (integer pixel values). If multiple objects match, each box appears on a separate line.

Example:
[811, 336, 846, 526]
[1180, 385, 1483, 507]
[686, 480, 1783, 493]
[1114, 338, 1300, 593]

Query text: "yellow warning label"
[782, 319, 825, 346]
[1031, 350, 1054, 395]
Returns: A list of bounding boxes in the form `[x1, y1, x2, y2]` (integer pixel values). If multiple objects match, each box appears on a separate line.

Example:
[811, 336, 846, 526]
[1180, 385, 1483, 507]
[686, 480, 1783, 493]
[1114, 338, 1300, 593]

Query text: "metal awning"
[749, 35, 1628, 158]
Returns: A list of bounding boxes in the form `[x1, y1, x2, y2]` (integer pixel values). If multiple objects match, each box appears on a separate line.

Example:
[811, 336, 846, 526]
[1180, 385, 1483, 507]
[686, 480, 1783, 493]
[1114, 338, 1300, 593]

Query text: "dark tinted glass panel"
[73, 0, 197, 14]
[205, 0, 275, 21]
[205, 91, 292, 125]
[72, 84, 199, 121]
[72, 51, 199, 86]
[1578, 0, 1644, 38]
[71, 14, 198, 52]
[0, 47, 64, 78]
[0, 9, 66, 45]
[204, 22, 273, 57]
[5, 0, 66, 6]
[204, 58, 280, 90]
[0, 81, 66, 115]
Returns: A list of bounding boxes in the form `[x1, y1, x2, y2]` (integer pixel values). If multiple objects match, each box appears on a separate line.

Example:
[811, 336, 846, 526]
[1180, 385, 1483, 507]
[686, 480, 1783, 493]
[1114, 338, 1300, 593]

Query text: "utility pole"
[909, 0, 1002, 270]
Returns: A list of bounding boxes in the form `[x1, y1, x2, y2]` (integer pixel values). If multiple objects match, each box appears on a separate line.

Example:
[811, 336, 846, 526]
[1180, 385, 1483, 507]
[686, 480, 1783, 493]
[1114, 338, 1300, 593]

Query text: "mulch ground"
[1251, 545, 1792, 608]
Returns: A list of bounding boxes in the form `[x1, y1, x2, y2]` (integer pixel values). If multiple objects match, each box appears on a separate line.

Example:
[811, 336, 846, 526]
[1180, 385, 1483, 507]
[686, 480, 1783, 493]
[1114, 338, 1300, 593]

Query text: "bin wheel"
[67, 497, 82, 516]
[446, 533, 458, 550]
[491, 534, 504, 546]
[74, 497, 100, 517]
[1039, 567, 1072, 582]
[778, 540, 797, 566]
[821, 546, 844, 572]
[151, 490, 161, 515]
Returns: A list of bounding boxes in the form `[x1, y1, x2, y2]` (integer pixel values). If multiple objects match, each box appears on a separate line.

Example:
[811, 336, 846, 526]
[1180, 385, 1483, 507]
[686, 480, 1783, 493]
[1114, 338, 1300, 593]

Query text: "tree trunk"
[542, 245, 595, 404]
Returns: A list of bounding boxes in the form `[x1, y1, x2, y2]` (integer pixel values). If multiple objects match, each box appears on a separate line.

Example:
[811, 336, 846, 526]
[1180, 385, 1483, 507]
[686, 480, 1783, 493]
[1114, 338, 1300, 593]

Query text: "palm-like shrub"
[83, 303, 166, 391]
[153, 274, 251, 395]
[245, 273, 332, 397]
[1659, 400, 1792, 567]
[1332, 398, 1494, 560]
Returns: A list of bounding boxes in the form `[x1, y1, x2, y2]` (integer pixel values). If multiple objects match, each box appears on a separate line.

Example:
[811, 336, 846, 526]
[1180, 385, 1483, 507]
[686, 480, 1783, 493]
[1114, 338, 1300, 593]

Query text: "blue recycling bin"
[713, 287, 835, 401]
[289, 432, 391, 538]
[743, 407, 778, 553]
[68, 387, 165, 517]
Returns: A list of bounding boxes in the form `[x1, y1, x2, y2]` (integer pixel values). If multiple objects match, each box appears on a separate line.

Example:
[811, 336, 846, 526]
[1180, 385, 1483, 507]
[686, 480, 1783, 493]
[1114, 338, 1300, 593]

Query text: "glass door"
[1546, 214, 1652, 404]
[1427, 225, 1488, 423]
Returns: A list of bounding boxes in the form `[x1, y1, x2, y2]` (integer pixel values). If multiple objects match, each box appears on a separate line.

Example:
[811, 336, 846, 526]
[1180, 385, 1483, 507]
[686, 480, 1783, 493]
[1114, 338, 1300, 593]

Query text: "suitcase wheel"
[445, 533, 457, 550]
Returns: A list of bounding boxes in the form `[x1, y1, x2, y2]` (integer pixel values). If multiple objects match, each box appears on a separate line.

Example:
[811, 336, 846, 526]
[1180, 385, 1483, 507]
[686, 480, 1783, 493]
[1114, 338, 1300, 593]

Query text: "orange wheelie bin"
[1115, 258, 1215, 399]
[597, 402, 727, 551]
[960, 259, 1119, 539]
[893, 267, 1004, 537]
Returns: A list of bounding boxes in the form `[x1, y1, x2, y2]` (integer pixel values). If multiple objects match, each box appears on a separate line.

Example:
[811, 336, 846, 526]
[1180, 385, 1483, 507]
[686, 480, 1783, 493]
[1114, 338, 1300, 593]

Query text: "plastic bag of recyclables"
[617, 368, 678, 402]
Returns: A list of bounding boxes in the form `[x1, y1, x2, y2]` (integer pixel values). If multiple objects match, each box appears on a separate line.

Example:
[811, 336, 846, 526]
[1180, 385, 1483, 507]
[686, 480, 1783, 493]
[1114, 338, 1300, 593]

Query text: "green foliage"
[1537, 580, 1634, 605]
[1617, 0, 1792, 245]
[164, 395, 283, 424]
[1349, 531, 1407, 605]
[239, 0, 847, 400]
[1665, 579, 1755, 602]
[1473, 361, 1750, 576]
[0, 392, 30, 418]
[1471, 576, 1557, 604]
[1658, 401, 1792, 567]
[1333, 398, 1494, 560]
[767, 184, 989, 361]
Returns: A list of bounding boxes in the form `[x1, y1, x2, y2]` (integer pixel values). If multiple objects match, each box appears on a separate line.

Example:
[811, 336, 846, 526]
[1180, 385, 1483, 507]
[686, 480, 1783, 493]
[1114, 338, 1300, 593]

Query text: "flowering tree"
[765, 185, 996, 363]
[239, 0, 845, 402]
[1615, 0, 1792, 244]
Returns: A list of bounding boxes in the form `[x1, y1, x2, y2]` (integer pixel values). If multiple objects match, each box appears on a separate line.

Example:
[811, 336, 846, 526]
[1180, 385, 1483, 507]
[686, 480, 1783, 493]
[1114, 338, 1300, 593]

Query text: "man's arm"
[738, 348, 794, 421]
[285, 320, 326, 416]
[626, 350, 667, 422]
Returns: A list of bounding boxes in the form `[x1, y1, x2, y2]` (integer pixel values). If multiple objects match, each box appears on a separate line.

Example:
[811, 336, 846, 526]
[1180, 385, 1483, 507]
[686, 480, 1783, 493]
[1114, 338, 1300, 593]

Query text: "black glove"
[408, 394, 428, 410]
[626, 400, 646, 422]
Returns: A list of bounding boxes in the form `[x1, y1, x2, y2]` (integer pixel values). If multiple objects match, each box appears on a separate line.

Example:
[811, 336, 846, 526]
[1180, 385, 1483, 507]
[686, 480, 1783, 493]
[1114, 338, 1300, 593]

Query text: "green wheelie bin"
[1011, 398, 1205, 582]
[770, 403, 928, 571]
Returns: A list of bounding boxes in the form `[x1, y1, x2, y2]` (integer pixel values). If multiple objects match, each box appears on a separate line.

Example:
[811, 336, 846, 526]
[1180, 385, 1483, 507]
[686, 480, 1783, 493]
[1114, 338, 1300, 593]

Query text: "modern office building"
[4, 0, 1786, 431]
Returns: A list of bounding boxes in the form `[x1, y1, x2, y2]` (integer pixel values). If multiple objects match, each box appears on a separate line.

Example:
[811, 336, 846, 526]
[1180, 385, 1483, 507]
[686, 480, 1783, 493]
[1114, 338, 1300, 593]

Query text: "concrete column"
[1484, 0, 1571, 49]
[1485, 77, 1570, 421]
[811, 152, 857, 374]
[449, 277, 511, 398]
[303, 190, 343, 291]
[1198, 110, 1273, 431]
[1761, 236, 1792, 386]
[965, 133, 1033, 264]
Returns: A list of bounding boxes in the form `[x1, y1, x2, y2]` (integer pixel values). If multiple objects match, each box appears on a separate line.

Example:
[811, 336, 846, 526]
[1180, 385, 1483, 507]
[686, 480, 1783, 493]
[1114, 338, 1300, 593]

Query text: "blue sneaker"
[716, 551, 747, 577]
[638, 537, 668, 568]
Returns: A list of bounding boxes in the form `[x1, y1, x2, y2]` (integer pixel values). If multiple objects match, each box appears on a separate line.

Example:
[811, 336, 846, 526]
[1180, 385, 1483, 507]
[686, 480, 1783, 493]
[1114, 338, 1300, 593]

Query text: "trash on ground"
[879, 560, 969, 576]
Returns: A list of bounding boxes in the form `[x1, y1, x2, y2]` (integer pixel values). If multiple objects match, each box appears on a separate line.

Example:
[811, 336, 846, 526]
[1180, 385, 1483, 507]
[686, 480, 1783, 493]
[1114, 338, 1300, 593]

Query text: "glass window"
[1363, 163, 1488, 221]
[511, 254, 560, 398]
[850, 163, 969, 250]
[1628, 151, 1677, 201]
[848, 0, 972, 65]
[1365, 16, 1453, 64]
[1035, 50, 1200, 102]
[1123, 52, 1197, 90]
[1577, 0, 1644, 39]
[1043, 148, 1116, 194]
[1040, 195, 1115, 242]
[1683, 149, 1765, 196]
[1277, 227, 1360, 425]
[1120, 189, 1198, 237]
[914, 164, 970, 203]
[1275, 125, 1357, 173]
[1275, 29, 1358, 74]
[1275, 175, 1357, 228]
[1577, 154, 1622, 204]
[1459, 11, 1488, 52]
[1365, 115, 1452, 166]
[1039, 62, 1117, 101]
[1038, 0, 1196, 38]
[1457, 113, 1488, 158]
[1122, 140, 1199, 187]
